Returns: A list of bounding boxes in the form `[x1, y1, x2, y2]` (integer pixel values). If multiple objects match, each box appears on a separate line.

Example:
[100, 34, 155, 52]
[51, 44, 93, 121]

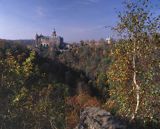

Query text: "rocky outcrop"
[75, 107, 126, 129]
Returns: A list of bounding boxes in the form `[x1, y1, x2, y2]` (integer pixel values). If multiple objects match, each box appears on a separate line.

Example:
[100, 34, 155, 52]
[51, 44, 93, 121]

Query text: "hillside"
[0, 35, 159, 128]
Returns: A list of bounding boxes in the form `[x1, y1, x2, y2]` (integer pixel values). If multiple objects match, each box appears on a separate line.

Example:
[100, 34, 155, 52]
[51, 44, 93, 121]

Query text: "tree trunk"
[132, 42, 140, 120]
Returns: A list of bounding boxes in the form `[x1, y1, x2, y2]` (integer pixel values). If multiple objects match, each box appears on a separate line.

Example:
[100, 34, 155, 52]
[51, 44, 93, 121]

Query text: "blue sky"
[0, 0, 159, 42]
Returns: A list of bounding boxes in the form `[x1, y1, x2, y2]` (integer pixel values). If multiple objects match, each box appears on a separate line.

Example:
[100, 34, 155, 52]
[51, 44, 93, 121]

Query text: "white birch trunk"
[132, 42, 140, 120]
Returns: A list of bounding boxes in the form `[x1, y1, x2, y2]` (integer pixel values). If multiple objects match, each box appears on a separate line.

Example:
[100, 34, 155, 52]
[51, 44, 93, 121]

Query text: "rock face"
[75, 107, 126, 129]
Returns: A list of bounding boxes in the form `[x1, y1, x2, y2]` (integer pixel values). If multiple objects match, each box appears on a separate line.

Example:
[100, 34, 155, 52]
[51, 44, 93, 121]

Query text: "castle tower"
[52, 28, 57, 37]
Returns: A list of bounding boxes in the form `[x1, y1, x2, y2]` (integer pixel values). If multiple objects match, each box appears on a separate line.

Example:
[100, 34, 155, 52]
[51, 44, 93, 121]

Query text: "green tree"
[0, 49, 37, 128]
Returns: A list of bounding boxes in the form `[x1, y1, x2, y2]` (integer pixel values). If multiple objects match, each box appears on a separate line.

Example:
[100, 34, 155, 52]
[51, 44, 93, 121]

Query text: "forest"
[0, 0, 160, 129]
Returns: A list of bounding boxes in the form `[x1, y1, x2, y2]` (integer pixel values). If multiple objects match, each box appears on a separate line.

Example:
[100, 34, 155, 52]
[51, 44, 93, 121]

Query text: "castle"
[35, 29, 65, 50]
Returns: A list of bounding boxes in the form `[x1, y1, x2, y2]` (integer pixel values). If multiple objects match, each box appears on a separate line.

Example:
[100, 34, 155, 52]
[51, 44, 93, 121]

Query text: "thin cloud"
[76, 0, 100, 5]
[87, 0, 99, 3]
[36, 6, 46, 17]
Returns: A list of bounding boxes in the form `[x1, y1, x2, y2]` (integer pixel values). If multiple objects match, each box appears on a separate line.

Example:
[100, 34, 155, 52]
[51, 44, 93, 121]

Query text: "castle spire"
[53, 28, 57, 37]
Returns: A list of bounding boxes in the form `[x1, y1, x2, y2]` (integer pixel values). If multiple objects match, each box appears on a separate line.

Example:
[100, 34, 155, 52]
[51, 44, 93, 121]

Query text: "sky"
[0, 0, 159, 42]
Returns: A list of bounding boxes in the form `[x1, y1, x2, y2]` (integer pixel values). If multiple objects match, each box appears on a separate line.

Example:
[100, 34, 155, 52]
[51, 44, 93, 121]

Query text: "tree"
[108, 0, 160, 122]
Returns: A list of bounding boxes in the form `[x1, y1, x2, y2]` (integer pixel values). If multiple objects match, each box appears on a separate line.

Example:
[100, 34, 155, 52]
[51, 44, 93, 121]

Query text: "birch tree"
[108, 0, 160, 122]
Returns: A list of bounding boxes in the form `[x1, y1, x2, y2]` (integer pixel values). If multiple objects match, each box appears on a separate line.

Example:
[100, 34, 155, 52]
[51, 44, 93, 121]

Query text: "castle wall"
[35, 31, 64, 49]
